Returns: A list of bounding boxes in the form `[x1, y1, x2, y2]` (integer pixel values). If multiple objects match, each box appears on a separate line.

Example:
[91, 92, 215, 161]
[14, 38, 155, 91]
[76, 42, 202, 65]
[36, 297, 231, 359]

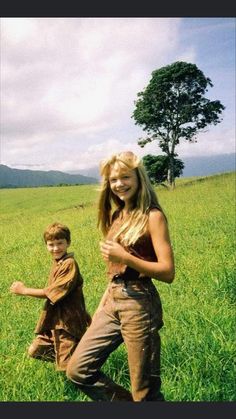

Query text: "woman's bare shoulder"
[148, 208, 166, 222]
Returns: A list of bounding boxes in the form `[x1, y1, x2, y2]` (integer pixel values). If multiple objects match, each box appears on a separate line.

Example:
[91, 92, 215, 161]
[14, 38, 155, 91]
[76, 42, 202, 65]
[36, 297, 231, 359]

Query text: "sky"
[1, 17, 235, 173]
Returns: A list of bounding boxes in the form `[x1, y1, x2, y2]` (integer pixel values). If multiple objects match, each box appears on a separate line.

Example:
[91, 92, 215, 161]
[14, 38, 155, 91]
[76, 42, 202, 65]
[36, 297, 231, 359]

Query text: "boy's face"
[46, 238, 70, 260]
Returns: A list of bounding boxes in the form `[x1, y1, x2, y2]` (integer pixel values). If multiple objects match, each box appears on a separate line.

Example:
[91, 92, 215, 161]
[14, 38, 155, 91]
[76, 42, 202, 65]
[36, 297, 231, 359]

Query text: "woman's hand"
[10, 281, 26, 295]
[100, 240, 128, 263]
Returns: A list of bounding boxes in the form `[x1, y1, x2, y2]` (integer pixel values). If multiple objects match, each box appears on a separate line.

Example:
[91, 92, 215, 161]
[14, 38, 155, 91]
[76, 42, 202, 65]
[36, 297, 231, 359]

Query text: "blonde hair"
[43, 222, 71, 243]
[98, 151, 164, 246]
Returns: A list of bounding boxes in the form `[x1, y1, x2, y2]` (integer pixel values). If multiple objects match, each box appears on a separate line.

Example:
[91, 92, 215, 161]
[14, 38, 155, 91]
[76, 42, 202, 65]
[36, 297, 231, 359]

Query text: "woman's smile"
[109, 163, 139, 206]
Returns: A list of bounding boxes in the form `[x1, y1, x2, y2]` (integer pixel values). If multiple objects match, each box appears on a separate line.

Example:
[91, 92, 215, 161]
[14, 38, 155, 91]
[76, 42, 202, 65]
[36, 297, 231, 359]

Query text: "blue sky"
[1, 17, 235, 172]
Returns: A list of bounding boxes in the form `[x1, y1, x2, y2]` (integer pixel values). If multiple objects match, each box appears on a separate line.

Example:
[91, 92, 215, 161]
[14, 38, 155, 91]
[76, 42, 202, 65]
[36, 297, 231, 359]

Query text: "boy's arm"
[10, 281, 47, 299]
[44, 259, 79, 304]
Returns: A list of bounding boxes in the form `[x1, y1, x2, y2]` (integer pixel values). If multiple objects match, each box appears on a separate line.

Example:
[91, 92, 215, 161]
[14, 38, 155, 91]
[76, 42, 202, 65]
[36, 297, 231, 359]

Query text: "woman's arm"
[100, 210, 175, 283]
[10, 281, 47, 298]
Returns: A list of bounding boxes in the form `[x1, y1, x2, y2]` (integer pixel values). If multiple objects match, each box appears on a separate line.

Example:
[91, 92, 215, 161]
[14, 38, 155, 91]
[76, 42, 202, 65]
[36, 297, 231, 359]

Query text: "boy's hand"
[10, 281, 26, 295]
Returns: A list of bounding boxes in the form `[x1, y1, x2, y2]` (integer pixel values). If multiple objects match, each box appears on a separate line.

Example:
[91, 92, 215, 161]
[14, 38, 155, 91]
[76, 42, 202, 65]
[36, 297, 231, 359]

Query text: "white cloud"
[176, 48, 197, 64]
[176, 127, 236, 157]
[1, 18, 181, 143]
[1, 17, 235, 172]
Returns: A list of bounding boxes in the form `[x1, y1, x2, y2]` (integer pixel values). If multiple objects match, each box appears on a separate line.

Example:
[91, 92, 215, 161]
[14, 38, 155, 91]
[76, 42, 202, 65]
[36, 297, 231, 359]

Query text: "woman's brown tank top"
[106, 209, 158, 281]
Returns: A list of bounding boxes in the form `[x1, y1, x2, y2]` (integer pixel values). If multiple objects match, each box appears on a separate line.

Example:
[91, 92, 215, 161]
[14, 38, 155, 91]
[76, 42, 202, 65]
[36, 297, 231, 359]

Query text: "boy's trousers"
[28, 329, 78, 371]
[67, 277, 164, 401]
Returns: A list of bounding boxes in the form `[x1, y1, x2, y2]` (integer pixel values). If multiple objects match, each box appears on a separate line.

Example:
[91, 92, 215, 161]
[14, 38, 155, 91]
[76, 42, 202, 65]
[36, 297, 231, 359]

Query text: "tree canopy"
[143, 154, 184, 184]
[132, 61, 225, 187]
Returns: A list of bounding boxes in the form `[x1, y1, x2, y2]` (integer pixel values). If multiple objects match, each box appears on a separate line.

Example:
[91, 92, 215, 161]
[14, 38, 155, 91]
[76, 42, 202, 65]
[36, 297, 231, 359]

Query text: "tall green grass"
[0, 173, 235, 401]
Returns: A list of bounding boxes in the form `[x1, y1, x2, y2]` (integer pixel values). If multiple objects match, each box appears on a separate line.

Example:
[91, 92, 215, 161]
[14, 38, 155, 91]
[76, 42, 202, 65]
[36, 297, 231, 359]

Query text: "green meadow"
[0, 172, 235, 401]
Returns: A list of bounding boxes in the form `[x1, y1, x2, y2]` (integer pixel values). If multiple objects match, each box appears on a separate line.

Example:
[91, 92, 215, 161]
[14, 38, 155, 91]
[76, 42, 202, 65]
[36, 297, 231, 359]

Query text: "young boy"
[10, 222, 91, 372]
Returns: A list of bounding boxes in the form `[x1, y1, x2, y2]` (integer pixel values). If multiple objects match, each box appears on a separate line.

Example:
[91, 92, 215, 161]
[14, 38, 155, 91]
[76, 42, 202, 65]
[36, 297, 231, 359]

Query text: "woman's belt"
[112, 274, 151, 284]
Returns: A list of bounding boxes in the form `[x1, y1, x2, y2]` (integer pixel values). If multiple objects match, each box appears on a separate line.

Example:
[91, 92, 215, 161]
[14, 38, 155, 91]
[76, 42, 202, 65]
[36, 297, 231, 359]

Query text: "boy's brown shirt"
[34, 253, 88, 338]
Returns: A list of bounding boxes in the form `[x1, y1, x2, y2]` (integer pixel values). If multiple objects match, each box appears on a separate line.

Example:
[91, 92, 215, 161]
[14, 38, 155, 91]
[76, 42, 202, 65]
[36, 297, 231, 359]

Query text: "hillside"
[0, 172, 234, 402]
[1, 152, 235, 188]
[182, 153, 235, 177]
[71, 153, 236, 179]
[0, 165, 98, 188]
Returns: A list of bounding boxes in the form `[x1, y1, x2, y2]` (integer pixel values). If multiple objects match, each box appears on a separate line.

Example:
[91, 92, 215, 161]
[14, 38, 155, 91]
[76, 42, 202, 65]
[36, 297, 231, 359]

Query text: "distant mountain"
[182, 153, 235, 177]
[0, 165, 98, 188]
[68, 153, 236, 179]
[69, 167, 100, 179]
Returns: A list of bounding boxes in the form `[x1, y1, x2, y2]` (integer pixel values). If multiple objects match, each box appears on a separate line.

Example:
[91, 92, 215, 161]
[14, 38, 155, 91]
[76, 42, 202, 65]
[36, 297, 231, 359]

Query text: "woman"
[66, 151, 175, 401]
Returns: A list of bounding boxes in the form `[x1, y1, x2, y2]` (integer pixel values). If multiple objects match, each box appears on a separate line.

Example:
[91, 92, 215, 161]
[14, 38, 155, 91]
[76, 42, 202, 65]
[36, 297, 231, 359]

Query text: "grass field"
[0, 172, 235, 401]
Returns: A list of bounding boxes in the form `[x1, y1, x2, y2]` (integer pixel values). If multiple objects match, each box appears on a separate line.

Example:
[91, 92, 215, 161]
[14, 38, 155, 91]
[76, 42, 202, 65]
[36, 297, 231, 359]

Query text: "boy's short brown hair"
[43, 222, 71, 243]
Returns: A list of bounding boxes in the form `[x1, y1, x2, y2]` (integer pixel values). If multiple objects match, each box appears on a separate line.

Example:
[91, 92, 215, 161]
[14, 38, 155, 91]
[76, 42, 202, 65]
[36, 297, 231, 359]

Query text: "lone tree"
[132, 61, 225, 188]
[143, 154, 184, 185]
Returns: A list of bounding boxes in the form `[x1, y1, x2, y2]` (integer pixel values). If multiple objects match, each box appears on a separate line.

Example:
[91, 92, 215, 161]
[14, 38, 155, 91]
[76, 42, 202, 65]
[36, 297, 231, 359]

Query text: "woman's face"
[109, 162, 139, 206]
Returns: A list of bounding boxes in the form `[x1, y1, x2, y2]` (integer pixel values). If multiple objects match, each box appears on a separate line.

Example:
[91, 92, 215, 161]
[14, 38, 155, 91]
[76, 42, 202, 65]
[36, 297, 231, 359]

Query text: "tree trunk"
[167, 154, 175, 189]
